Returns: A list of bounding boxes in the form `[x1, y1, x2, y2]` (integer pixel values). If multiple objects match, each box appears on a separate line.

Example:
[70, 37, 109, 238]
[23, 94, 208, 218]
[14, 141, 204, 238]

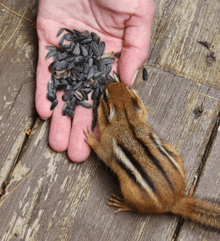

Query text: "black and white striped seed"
[46, 29, 118, 127]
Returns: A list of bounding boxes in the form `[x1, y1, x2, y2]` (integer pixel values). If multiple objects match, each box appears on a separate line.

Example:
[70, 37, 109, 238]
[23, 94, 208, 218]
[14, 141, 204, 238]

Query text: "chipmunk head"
[98, 82, 147, 127]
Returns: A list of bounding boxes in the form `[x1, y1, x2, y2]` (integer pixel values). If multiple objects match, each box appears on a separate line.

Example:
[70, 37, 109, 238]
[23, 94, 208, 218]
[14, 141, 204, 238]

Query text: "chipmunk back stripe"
[115, 157, 143, 190]
[113, 140, 159, 205]
[136, 137, 174, 192]
[123, 111, 174, 191]
[151, 133, 184, 176]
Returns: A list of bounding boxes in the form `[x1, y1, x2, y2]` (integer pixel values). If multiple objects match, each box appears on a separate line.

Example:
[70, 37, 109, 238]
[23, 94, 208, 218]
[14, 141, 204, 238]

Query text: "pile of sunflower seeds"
[46, 29, 117, 129]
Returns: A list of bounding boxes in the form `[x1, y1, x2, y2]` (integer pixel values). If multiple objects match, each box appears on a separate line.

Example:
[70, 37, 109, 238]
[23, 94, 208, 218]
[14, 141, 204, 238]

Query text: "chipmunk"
[84, 82, 220, 230]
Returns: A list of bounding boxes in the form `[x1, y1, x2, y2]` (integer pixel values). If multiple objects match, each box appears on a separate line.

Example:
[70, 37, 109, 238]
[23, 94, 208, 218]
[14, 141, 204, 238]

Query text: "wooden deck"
[0, 0, 220, 240]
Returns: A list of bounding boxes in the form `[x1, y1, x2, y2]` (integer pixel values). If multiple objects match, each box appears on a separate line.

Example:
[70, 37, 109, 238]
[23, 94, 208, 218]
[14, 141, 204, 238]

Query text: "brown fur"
[85, 82, 220, 230]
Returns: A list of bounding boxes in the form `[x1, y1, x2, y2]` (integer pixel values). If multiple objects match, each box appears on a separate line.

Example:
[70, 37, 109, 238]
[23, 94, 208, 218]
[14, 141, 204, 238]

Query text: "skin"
[36, 0, 156, 162]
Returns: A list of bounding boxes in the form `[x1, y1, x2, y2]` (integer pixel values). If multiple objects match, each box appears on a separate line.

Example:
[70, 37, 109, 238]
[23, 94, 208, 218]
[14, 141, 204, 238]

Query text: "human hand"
[36, 0, 156, 162]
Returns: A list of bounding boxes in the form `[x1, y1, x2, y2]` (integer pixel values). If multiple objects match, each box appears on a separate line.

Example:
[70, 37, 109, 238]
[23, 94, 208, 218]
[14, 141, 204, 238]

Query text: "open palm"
[36, 0, 155, 162]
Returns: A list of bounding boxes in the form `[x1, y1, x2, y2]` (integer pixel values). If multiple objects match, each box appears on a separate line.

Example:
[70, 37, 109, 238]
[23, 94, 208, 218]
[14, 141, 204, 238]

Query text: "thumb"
[118, 4, 155, 87]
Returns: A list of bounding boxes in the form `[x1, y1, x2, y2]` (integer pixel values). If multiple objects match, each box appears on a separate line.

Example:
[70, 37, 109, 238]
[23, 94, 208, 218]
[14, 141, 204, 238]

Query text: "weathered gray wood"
[1, 0, 220, 240]
[0, 0, 38, 126]
[1, 67, 220, 241]
[0, 0, 38, 189]
[0, 82, 36, 189]
[148, 0, 220, 89]
[177, 119, 220, 240]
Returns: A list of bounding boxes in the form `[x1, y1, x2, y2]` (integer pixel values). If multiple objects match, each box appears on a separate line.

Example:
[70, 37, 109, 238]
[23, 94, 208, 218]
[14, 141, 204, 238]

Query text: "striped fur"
[86, 82, 220, 230]
[113, 139, 160, 205]
[150, 133, 185, 177]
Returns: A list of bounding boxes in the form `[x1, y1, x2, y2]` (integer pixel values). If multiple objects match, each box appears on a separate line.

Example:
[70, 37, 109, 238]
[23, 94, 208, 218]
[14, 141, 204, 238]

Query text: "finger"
[119, 3, 156, 86]
[36, 19, 61, 119]
[68, 99, 93, 163]
[49, 91, 71, 152]
[36, 40, 54, 119]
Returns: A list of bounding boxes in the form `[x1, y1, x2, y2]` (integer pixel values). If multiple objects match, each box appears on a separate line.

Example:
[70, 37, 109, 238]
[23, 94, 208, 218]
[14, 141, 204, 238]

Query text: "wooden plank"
[0, 81, 36, 189]
[148, 0, 220, 89]
[0, 67, 219, 240]
[0, 0, 38, 188]
[0, 0, 38, 126]
[177, 120, 220, 239]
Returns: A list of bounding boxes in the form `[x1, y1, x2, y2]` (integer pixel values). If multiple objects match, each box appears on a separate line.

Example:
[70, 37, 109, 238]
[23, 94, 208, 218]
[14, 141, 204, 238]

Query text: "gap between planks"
[171, 111, 220, 241]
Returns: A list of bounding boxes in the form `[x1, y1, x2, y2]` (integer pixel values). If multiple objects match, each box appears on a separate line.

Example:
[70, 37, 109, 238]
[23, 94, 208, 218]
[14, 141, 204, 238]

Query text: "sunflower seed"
[91, 32, 97, 37]
[65, 56, 75, 63]
[62, 92, 74, 101]
[74, 30, 83, 37]
[74, 56, 85, 65]
[47, 92, 57, 102]
[46, 46, 57, 51]
[99, 42, 105, 55]
[65, 34, 76, 41]
[65, 85, 73, 92]
[80, 45, 88, 57]
[100, 57, 115, 65]
[143, 68, 148, 81]
[87, 57, 93, 67]
[59, 34, 65, 45]
[64, 28, 75, 35]
[79, 101, 92, 108]
[57, 82, 68, 90]
[68, 42, 75, 52]
[49, 61, 58, 73]
[97, 61, 105, 71]
[105, 64, 112, 75]
[63, 108, 75, 117]
[59, 44, 70, 52]
[52, 75, 59, 88]
[71, 66, 84, 73]
[113, 71, 121, 82]
[83, 30, 90, 36]
[92, 87, 100, 100]
[72, 43, 80, 55]
[98, 75, 107, 85]
[93, 35, 100, 44]
[92, 107, 98, 130]
[57, 28, 64, 37]
[46, 49, 57, 59]
[83, 62, 89, 74]
[56, 60, 67, 71]
[48, 82, 54, 92]
[50, 99, 58, 110]
[67, 61, 75, 70]
[46, 29, 118, 127]
[106, 74, 116, 83]
[70, 96, 77, 109]
[75, 90, 84, 101]
[114, 52, 121, 58]
[93, 71, 102, 79]
[72, 81, 83, 90]
[80, 38, 93, 44]
[87, 66, 95, 80]
[91, 41, 100, 56]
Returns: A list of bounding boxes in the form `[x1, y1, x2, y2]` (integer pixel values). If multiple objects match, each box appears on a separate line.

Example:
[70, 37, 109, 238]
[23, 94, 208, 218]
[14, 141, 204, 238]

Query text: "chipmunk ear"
[130, 89, 147, 121]
[131, 90, 142, 113]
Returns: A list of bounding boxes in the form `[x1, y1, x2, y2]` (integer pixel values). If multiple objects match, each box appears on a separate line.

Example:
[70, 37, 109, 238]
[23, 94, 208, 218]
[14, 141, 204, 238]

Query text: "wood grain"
[1, 0, 220, 240]
[1, 67, 220, 241]
[148, 0, 220, 89]
[0, 82, 36, 189]
[0, 0, 38, 189]
[0, 0, 38, 126]
[177, 118, 220, 240]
